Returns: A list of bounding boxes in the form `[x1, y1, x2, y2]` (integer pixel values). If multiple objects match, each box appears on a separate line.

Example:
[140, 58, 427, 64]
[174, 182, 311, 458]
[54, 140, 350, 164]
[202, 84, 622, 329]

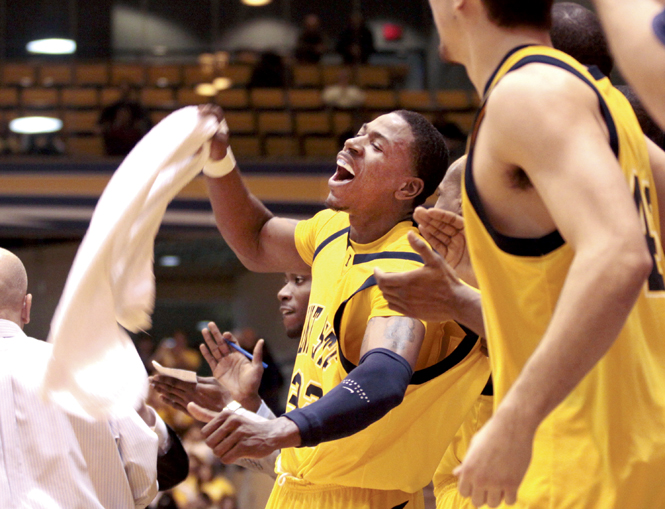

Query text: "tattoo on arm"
[383, 317, 419, 356]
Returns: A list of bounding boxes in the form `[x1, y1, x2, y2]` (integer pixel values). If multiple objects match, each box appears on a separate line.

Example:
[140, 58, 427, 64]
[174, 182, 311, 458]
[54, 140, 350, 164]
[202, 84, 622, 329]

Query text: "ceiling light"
[9, 116, 63, 134]
[242, 0, 272, 6]
[213, 77, 232, 91]
[158, 255, 181, 267]
[195, 83, 217, 97]
[27, 38, 76, 55]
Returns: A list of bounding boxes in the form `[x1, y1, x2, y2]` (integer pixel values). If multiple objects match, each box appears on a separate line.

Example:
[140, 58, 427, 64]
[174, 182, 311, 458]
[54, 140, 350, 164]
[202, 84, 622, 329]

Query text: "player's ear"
[22, 293, 32, 326]
[395, 177, 424, 201]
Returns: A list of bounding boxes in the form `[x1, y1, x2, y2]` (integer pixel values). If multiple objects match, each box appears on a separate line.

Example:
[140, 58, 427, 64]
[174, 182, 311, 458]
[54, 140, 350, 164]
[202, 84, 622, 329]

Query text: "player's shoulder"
[489, 63, 596, 116]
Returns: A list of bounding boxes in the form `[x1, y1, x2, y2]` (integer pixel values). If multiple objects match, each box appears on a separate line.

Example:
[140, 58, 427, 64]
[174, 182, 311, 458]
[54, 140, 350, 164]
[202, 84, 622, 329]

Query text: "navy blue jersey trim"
[481, 375, 494, 396]
[466, 51, 620, 257]
[654, 9, 665, 46]
[587, 65, 605, 81]
[312, 226, 350, 262]
[353, 252, 424, 265]
[333, 276, 479, 384]
[483, 44, 536, 96]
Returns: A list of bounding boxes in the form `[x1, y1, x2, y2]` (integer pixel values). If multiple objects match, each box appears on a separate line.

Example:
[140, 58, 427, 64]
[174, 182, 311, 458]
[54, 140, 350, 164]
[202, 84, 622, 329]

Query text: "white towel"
[42, 107, 220, 419]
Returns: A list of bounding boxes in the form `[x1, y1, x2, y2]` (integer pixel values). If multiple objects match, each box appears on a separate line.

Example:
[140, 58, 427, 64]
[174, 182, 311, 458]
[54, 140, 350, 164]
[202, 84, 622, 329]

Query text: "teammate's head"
[617, 85, 665, 150]
[327, 111, 447, 215]
[550, 2, 613, 77]
[434, 156, 466, 214]
[278, 274, 312, 339]
[0, 248, 31, 328]
[479, 0, 554, 30]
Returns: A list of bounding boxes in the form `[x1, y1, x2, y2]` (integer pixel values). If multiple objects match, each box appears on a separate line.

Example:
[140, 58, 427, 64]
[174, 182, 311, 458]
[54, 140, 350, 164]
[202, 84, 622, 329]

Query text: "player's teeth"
[337, 159, 355, 175]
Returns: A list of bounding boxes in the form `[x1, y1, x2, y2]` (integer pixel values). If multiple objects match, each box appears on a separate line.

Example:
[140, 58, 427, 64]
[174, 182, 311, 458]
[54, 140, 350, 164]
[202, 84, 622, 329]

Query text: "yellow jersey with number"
[462, 45, 665, 508]
[276, 209, 490, 493]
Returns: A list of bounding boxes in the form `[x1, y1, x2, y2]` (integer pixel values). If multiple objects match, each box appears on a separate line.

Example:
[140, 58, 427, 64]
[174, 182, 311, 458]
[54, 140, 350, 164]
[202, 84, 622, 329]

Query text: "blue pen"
[225, 339, 269, 369]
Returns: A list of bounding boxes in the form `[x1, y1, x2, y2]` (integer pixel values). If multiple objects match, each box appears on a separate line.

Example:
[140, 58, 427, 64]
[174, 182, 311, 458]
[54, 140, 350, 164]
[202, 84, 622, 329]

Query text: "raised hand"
[375, 231, 484, 335]
[150, 375, 229, 415]
[200, 322, 264, 412]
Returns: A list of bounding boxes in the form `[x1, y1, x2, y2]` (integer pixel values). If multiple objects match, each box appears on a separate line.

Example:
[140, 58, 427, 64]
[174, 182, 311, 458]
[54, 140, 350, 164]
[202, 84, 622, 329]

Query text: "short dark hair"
[480, 0, 554, 30]
[617, 85, 665, 151]
[551, 2, 614, 76]
[394, 110, 449, 207]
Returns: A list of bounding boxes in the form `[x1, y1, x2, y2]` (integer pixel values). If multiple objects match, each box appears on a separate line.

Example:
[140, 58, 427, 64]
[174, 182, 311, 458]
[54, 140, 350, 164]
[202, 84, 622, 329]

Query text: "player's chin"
[324, 193, 348, 212]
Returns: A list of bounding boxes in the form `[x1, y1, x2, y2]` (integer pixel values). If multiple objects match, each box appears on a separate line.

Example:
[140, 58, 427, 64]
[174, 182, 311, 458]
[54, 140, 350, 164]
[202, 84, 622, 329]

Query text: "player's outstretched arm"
[375, 231, 485, 336]
[454, 67, 652, 507]
[151, 375, 229, 415]
[593, 0, 665, 130]
[200, 105, 310, 274]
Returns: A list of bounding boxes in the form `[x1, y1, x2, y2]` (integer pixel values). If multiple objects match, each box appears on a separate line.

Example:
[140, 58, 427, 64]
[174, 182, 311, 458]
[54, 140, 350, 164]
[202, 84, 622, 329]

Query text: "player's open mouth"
[280, 306, 295, 316]
[332, 156, 356, 183]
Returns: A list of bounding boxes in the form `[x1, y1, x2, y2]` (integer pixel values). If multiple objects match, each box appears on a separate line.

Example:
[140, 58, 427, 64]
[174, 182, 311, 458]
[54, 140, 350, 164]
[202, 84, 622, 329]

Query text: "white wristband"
[203, 146, 236, 178]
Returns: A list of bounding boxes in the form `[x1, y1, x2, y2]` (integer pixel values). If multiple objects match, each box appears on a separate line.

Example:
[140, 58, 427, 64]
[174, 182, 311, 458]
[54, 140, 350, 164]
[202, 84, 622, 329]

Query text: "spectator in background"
[336, 13, 375, 64]
[24, 133, 66, 156]
[154, 329, 202, 372]
[98, 81, 152, 156]
[322, 68, 365, 109]
[247, 52, 288, 89]
[295, 14, 328, 64]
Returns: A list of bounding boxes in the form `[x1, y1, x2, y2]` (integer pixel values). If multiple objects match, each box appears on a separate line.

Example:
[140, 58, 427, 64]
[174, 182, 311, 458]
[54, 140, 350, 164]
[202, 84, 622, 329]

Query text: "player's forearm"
[206, 171, 276, 272]
[449, 284, 485, 338]
[594, 0, 665, 128]
[495, 240, 651, 432]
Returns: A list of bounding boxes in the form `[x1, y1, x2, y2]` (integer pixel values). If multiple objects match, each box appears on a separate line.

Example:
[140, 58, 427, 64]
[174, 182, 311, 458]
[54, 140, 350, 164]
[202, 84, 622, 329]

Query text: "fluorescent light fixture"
[9, 116, 63, 134]
[213, 77, 232, 91]
[195, 83, 217, 97]
[158, 255, 181, 267]
[242, 0, 272, 5]
[27, 38, 76, 55]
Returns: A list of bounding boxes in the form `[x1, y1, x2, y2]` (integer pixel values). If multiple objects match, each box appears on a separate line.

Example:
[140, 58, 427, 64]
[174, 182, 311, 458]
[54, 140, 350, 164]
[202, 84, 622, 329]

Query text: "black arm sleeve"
[284, 348, 413, 447]
[156, 425, 189, 491]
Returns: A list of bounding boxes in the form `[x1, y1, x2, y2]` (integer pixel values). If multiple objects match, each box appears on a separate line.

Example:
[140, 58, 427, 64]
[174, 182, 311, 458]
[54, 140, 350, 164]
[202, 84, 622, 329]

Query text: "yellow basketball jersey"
[276, 209, 490, 493]
[462, 45, 665, 507]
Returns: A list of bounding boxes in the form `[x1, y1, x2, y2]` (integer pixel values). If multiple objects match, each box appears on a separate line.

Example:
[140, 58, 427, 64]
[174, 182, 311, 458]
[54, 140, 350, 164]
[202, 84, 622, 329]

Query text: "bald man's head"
[0, 248, 31, 326]
[551, 2, 614, 77]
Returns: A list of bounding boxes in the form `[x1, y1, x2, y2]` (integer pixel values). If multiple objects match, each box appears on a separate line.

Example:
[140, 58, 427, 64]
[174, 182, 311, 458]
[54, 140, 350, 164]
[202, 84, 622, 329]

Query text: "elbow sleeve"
[285, 348, 413, 447]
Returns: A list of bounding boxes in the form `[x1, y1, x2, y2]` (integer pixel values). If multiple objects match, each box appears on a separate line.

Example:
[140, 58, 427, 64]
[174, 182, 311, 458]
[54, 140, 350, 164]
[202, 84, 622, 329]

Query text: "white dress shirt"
[0, 319, 161, 509]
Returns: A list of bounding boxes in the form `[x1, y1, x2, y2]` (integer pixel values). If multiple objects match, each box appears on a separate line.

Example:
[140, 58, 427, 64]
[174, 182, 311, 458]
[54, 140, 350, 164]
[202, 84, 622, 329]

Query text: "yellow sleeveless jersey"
[462, 45, 665, 507]
[277, 209, 490, 493]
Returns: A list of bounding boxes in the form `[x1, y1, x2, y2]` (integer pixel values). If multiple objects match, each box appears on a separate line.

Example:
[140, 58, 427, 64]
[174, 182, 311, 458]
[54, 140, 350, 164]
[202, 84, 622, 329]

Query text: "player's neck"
[348, 208, 413, 245]
[463, 27, 551, 97]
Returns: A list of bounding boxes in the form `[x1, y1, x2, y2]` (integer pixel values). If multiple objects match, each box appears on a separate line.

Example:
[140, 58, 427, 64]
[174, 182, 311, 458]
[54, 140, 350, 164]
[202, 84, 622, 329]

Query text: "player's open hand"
[454, 410, 535, 507]
[375, 231, 466, 323]
[150, 375, 229, 415]
[188, 406, 300, 463]
[200, 322, 264, 412]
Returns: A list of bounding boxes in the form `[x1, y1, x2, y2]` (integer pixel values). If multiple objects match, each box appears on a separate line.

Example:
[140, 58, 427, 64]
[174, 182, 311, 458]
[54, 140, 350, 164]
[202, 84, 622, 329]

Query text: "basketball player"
[593, 0, 665, 130]
[188, 106, 490, 509]
[419, 0, 665, 507]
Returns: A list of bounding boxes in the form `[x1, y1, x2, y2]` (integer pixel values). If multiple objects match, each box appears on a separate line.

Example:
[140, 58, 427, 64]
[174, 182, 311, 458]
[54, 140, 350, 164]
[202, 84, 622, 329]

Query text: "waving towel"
[42, 107, 220, 419]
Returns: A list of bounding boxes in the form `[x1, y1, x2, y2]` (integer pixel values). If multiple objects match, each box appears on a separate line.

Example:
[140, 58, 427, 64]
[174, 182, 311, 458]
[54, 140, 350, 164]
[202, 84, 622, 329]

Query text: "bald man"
[0, 248, 185, 508]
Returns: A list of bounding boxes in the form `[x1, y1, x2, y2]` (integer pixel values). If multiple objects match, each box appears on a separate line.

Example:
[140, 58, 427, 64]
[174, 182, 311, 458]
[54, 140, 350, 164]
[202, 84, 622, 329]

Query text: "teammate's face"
[434, 157, 465, 213]
[327, 113, 415, 213]
[277, 274, 312, 339]
[428, 0, 461, 63]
